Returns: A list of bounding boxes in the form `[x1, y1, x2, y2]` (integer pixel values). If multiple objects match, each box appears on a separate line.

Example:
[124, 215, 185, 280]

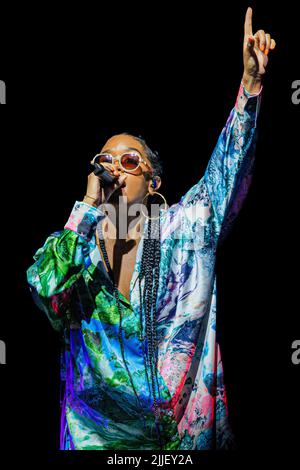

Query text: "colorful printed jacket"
[27, 82, 262, 450]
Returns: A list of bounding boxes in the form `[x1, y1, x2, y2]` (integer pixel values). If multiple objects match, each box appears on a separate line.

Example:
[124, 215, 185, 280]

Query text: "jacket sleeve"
[163, 82, 262, 248]
[26, 201, 105, 332]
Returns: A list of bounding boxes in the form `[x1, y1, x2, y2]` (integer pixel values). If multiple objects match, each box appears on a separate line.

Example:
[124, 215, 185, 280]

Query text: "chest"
[100, 238, 140, 303]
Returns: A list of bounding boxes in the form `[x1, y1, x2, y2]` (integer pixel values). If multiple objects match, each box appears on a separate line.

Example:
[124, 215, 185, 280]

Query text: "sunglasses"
[91, 152, 153, 174]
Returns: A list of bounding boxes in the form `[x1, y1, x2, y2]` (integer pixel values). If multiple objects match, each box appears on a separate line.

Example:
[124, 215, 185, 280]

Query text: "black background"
[0, 0, 299, 465]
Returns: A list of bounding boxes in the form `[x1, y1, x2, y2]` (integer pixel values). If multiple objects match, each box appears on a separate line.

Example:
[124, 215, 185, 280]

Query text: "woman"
[27, 8, 276, 450]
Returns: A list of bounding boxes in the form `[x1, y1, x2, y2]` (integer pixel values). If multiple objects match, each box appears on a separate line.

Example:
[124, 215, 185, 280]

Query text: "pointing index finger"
[244, 6, 253, 37]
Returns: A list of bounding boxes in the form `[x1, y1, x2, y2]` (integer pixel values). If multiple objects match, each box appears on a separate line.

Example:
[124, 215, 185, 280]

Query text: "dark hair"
[98, 131, 164, 447]
[97, 213, 163, 448]
[120, 133, 163, 178]
[121, 134, 163, 446]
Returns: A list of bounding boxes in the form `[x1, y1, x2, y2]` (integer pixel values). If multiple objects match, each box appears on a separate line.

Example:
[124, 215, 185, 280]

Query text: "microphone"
[91, 162, 118, 187]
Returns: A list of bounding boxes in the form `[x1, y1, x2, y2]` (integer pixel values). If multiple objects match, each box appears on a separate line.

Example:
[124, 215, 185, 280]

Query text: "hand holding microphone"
[83, 160, 128, 207]
[92, 161, 118, 186]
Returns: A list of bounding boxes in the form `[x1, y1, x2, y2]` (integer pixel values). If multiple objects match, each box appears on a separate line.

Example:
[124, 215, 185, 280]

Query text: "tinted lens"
[121, 153, 140, 170]
[94, 154, 112, 165]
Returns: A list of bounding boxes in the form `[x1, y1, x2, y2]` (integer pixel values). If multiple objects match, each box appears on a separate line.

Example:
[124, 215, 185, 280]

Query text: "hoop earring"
[141, 191, 168, 220]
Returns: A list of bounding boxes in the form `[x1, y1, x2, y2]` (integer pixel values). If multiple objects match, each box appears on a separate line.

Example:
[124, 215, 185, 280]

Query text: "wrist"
[83, 195, 100, 207]
[242, 72, 262, 94]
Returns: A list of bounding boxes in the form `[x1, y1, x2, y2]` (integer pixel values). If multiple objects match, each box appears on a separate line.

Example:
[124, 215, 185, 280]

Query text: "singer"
[27, 8, 275, 450]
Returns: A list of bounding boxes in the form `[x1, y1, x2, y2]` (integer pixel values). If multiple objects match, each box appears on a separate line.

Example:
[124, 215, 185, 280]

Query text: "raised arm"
[203, 81, 261, 241]
[164, 7, 276, 246]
